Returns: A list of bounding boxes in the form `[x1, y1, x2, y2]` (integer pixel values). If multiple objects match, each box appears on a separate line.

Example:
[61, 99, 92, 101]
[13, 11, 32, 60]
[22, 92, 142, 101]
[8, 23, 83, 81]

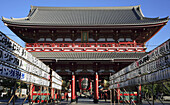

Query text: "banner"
[0, 48, 20, 67]
[52, 83, 62, 90]
[0, 31, 63, 87]
[110, 40, 170, 89]
[52, 71, 62, 80]
[0, 32, 27, 59]
[0, 64, 22, 80]
[0, 32, 50, 74]
[52, 77, 62, 85]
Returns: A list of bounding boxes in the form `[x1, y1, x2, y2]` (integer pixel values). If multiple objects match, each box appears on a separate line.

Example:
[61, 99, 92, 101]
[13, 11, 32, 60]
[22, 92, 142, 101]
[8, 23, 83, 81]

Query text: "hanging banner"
[52, 77, 62, 85]
[110, 39, 170, 89]
[52, 82, 62, 90]
[52, 71, 62, 80]
[0, 31, 63, 87]
[19, 71, 28, 82]
[0, 32, 27, 59]
[42, 71, 50, 80]
[0, 48, 20, 67]
[19, 58, 27, 71]
[0, 48, 50, 79]
[0, 64, 22, 80]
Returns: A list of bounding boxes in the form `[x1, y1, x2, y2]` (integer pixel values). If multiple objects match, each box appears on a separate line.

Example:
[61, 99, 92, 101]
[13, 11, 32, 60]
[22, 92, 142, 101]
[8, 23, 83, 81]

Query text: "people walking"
[104, 92, 107, 102]
[76, 94, 79, 103]
[66, 94, 68, 101]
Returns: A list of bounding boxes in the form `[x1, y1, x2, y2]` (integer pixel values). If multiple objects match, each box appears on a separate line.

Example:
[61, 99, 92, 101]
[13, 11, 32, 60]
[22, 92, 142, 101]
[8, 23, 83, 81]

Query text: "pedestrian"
[76, 94, 79, 103]
[160, 93, 164, 99]
[104, 92, 107, 102]
[130, 97, 134, 104]
[66, 94, 68, 101]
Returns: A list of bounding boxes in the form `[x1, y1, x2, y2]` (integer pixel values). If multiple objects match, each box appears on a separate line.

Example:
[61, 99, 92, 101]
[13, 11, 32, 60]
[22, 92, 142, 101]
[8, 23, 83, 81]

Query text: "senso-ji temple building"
[2, 5, 169, 103]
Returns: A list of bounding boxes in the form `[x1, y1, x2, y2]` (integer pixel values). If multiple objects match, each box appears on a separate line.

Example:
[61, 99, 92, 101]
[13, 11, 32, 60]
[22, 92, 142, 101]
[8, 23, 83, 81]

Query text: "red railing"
[26, 42, 146, 52]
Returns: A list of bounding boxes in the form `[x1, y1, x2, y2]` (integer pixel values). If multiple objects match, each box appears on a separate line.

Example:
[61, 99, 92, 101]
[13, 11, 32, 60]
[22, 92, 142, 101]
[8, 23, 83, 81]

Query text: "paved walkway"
[61, 98, 170, 105]
[61, 98, 110, 105]
[1, 98, 170, 105]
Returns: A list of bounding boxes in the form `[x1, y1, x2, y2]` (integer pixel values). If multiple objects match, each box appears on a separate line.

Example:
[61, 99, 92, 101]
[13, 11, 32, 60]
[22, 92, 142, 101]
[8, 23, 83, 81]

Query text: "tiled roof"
[30, 52, 146, 60]
[2, 5, 169, 26]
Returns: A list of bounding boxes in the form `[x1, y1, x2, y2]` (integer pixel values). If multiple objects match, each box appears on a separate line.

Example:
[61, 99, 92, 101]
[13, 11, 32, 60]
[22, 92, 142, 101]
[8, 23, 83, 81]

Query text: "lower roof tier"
[30, 52, 146, 61]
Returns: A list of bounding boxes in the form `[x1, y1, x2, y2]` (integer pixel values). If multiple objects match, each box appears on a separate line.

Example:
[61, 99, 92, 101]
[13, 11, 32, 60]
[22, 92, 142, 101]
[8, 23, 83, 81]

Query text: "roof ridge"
[31, 5, 141, 10]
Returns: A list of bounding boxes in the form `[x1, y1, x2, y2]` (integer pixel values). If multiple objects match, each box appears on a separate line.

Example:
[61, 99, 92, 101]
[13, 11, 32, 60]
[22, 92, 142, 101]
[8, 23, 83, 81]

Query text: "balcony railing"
[26, 42, 146, 52]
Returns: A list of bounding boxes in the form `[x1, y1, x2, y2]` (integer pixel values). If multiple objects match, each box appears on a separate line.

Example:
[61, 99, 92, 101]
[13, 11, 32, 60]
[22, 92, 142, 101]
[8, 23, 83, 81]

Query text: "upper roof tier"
[2, 5, 169, 27]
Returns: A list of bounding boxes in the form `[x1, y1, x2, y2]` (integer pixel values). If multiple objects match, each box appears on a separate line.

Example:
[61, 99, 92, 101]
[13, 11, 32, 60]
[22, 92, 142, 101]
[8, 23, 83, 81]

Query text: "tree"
[142, 81, 170, 99]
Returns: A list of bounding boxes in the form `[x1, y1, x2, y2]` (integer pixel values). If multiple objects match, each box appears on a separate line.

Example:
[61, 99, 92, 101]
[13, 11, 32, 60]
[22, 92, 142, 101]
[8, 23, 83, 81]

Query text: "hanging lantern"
[79, 77, 91, 90]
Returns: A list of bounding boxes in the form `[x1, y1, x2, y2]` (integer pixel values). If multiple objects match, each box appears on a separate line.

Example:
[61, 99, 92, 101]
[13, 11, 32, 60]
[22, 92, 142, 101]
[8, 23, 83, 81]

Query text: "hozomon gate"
[2, 5, 169, 103]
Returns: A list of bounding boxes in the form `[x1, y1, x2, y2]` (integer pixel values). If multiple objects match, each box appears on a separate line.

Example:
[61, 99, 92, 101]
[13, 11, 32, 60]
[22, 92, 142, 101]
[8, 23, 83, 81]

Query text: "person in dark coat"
[76, 94, 79, 103]
[66, 94, 68, 101]
[104, 92, 107, 102]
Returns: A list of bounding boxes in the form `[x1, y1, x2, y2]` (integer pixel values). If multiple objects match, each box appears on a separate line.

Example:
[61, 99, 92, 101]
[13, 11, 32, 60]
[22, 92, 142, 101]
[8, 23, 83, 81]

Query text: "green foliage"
[162, 82, 170, 95]
[142, 81, 170, 96]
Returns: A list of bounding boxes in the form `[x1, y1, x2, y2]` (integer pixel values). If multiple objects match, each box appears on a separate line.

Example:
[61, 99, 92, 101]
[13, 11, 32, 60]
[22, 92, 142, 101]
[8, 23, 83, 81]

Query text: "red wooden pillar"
[56, 90, 59, 103]
[71, 72, 76, 102]
[55, 90, 57, 101]
[138, 85, 142, 103]
[134, 40, 137, 47]
[90, 81, 92, 95]
[51, 88, 54, 101]
[117, 84, 120, 103]
[69, 84, 71, 90]
[94, 72, 99, 103]
[30, 83, 34, 102]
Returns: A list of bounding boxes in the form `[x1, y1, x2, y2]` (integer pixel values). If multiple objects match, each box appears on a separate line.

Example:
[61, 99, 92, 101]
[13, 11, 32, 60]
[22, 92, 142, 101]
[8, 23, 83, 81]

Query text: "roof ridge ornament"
[31, 5, 33, 10]
[29, 8, 38, 20]
[132, 7, 143, 20]
[137, 5, 144, 17]
[1, 16, 4, 21]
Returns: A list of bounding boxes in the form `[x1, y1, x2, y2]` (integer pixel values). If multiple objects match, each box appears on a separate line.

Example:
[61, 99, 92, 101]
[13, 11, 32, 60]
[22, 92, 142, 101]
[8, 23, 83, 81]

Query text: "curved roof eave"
[1, 16, 29, 21]
[2, 19, 168, 28]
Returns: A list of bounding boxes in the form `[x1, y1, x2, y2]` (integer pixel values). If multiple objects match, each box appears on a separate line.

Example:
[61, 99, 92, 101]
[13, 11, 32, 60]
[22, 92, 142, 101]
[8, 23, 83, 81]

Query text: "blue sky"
[0, 0, 169, 52]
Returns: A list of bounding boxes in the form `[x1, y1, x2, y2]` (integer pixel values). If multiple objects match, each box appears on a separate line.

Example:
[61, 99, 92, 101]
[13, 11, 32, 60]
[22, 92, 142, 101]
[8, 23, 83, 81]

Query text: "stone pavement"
[60, 98, 170, 105]
[1, 98, 170, 105]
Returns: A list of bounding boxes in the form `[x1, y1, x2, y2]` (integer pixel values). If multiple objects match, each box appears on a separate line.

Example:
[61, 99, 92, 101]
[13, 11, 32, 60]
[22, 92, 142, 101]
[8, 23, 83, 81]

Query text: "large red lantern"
[79, 77, 91, 90]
